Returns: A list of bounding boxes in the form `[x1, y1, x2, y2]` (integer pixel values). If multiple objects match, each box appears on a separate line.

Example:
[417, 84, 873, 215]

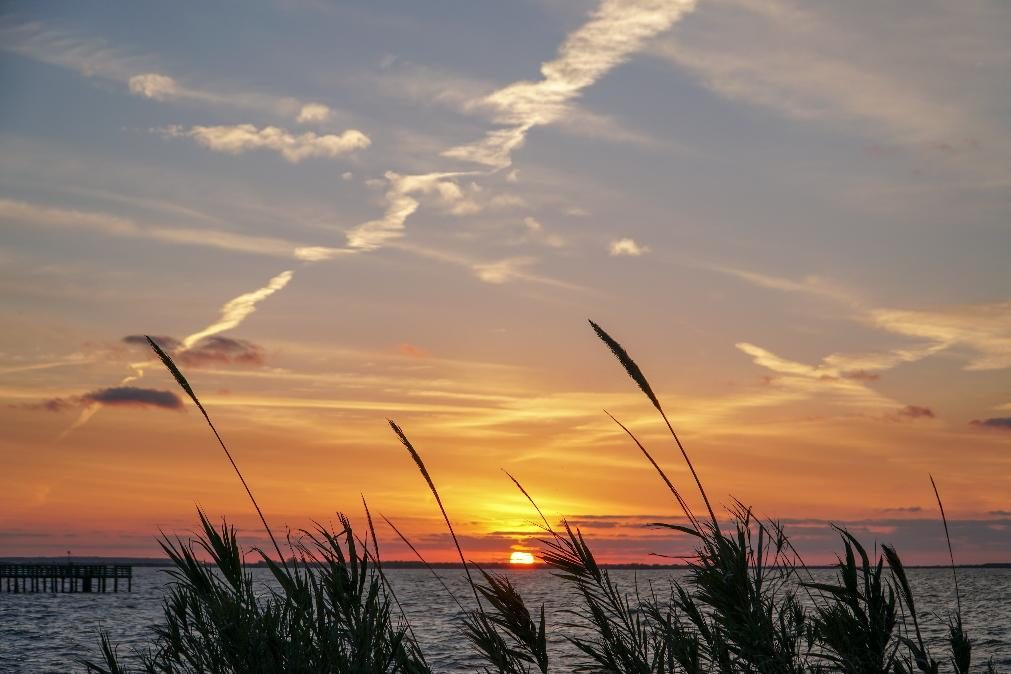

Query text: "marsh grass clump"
[89, 324, 995, 673]
[87, 510, 428, 674]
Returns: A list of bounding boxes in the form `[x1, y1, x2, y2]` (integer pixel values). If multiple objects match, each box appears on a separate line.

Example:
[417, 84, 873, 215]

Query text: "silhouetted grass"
[87, 322, 995, 673]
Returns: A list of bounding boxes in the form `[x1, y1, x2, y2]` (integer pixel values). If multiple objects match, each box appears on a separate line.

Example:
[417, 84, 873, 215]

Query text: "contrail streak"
[181, 270, 293, 348]
[59, 270, 295, 438]
[58, 1, 691, 439]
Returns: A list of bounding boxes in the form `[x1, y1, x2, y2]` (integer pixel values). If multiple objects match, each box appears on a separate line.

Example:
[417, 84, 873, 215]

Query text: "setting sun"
[509, 551, 535, 565]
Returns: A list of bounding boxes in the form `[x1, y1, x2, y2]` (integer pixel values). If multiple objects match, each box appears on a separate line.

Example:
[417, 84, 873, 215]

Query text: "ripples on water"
[2, 568, 1008, 672]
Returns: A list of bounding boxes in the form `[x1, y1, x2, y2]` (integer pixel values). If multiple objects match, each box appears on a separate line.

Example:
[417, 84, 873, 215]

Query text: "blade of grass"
[503, 470, 553, 534]
[361, 495, 427, 667]
[931, 475, 971, 674]
[389, 419, 482, 610]
[930, 475, 961, 615]
[145, 335, 286, 568]
[604, 409, 700, 533]
[589, 320, 718, 528]
[380, 513, 468, 615]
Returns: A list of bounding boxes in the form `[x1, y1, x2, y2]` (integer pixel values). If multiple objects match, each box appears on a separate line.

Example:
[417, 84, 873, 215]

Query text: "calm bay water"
[1, 567, 1008, 672]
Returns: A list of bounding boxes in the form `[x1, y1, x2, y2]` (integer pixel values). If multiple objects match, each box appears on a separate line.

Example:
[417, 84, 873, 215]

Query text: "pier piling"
[0, 564, 132, 593]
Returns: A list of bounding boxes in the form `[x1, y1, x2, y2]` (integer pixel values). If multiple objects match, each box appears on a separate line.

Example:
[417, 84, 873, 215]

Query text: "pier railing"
[0, 564, 132, 593]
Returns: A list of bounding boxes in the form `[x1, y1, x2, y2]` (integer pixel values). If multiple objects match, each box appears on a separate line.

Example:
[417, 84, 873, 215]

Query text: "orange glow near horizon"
[509, 551, 536, 565]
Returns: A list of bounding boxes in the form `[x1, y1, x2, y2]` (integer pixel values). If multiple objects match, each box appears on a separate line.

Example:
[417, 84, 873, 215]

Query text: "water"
[1, 567, 1009, 672]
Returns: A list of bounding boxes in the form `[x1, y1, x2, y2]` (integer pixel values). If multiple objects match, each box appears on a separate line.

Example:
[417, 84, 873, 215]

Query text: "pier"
[1, 564, 132, 593]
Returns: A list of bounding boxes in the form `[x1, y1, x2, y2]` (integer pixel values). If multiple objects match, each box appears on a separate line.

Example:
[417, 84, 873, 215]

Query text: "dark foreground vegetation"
[87, 323, 996, 673]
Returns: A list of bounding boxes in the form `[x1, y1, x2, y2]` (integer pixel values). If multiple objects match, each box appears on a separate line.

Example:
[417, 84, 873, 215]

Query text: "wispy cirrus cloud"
[869, 303, 1011, 372]
[714, 264, 1011, 425]
[0, 19, 145, 81]
[1, 21, 335, 122]
[735, 342, 920, 411]
[0, 198, 341, 261]
[11, 1, 691, 292]
[393, 242, 581, 290]
[162, 124, 370, 163]
[653, 0, 1011, 184]
[372, 62, 655, 149]
[444, 0, 696, 169]
[472, 257, 536, 284]
[344, 171, 476, 252]
[129, 73, 335, 124]
[708, 265, 856, 306]
[520, 217, 565, 248]
[326, 1, 690, 281]
[720, 264, 1011, 376]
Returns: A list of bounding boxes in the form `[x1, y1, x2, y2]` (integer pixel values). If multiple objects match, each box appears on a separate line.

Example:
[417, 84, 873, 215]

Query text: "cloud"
[521, 217, 565, 248]
[0, 20, 145, 81]
[651, 0, 1011, 183]
[345, 171, 474, 251]
[181, 337, 264, 367]
[13, 398, 76, 413]
[296, 103, 332, 124]
[708, 265, 856, 305]
[123, 335, 264, 367]
[655, 0, 994, 147]
[292, 246, 352, 262]
[0, 198, 335, 260]
[81, 386, 182, 409]
[736, 339, 948, 415]
[870, 302, 1011, 371]
[444, 0, 695, 168]
[29, 387, 183, 413]
[123, 334, 181, 351]
[735, 342, 900, 409]
[970, 417, 1011, 431]
[182, 271, 293, 349]
[896, 405, 935, 420]
[373, 62, 655, 149]
[0, 22, 332, 121]
[60, 272, 293, 437]
[127, 72, 326, 121]
[128, 72, 332, 122]
[102, 0, 677, 293]
[163, 124, 370, 163]
[840, 370, 880, 382]
[473, 257, 535, 284]
[719, 265, 1011, 375]
[320, 1, 686, 282]
[609, 238, 649, 256]
[391, 242, 583, 291]
[128, 73, 180, 100]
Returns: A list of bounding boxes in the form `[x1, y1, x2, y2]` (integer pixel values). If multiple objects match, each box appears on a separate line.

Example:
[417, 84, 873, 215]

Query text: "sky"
[1, 0, 1010, 565]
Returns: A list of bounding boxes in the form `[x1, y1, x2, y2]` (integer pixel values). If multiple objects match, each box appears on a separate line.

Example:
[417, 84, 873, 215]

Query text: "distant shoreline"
[4, 557, 1010, 570]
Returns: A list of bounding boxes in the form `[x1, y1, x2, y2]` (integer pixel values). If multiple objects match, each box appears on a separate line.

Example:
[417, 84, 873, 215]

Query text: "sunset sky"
[2, 0, 1010, 564]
